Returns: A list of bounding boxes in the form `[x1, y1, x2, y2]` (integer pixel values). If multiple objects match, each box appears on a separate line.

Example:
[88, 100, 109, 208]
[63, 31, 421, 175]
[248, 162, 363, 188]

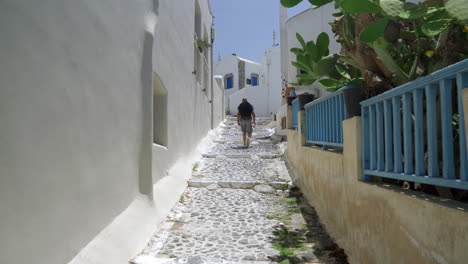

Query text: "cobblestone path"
[132, 117, 347, 264]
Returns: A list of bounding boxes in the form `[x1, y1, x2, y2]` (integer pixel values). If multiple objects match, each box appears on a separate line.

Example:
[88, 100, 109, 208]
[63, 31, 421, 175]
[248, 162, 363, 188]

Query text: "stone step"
[187, 180, 290, 190]
[131, 255, 276, 264]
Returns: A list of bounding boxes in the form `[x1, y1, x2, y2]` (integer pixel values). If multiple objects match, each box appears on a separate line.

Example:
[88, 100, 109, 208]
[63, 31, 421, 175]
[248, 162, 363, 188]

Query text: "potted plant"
[341, 85, 363, 118]
[287, 95, 297, 105]
[297, 92, 315, 110]
[197, 39, 210, 52]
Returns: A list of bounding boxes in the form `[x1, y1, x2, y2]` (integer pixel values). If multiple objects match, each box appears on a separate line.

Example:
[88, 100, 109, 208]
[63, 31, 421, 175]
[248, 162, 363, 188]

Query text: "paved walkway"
[132, 117, 347, 264]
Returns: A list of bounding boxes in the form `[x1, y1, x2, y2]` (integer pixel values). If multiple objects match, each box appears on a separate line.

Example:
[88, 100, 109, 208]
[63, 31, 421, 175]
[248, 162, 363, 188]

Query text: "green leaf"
[340, 0, 382, 14]
[308, 0, 333, 8]
[296, 33, 306, 49]
[316, 32, 330, 57]
[380, 0, 405, 17]
[197, 40, 206, 52]
[297, 54, 307, 64]
[292, 61, 312, 73]
[288, 82, 303, 86]
[343, 15, 356, 41]
[399, 7, 434, 19]
[360, 18, 389, 43]
[446, 0, 468, 22]
[338, 55, 360, 70]
[297, 73, 318, 80]
[312, 54, 338, 76]
[332, 12, 344, 17]
[290, 48, 304, 55]
[306, 41, 320, 62]
[281, 0, 304, 8]
[370, 38, 409, 81]
[297, 54, 313, 70]
[301, 79, 316, 86]
[318, 78, 346, 91]
[335, 64, 351, 79]
[421, 19, 452, 36]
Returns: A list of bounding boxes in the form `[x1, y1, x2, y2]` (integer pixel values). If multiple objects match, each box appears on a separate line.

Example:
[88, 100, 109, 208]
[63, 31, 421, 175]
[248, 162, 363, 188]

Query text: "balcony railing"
[291, 98, 299, 129]
[304, 87, 347, 148]
[361, 59, 468, 190]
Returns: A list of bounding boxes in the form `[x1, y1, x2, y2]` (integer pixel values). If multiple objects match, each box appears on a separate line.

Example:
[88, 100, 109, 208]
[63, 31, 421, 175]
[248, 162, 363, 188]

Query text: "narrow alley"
[132, 117, 347, 264]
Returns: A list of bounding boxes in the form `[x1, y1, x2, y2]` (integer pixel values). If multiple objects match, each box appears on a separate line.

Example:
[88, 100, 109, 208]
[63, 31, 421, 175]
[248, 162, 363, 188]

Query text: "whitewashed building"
[215, 48, 282, 117]
[276, 3, 339, 135]
[0, 1, 223, 264]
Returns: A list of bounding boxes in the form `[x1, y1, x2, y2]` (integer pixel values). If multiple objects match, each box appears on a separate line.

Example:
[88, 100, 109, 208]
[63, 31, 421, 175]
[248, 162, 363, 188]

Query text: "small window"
[251, 73, 259, 86]
[225, 74, 233, 89]
[246, 78, 251, 85]
[153, 73, 168, 147]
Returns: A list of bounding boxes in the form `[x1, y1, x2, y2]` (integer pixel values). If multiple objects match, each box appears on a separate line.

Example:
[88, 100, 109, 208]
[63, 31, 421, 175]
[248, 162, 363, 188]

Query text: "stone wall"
[286, 117, 468, 264]
[238, 60, 245, 89]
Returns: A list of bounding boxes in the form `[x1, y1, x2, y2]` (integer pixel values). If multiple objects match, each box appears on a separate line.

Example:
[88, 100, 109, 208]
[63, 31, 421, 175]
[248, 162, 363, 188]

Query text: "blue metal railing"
[304, 87, 347, 148]
[292, 98, 299, 129]
[361, 59, 468, 190]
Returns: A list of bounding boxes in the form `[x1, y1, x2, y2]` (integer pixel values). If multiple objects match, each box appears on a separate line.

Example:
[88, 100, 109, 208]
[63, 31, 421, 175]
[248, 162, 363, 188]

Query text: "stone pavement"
[131, 117, 348, 264]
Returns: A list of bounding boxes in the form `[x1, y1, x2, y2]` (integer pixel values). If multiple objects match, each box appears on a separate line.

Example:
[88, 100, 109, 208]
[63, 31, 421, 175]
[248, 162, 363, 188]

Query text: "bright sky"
[210, 0, 311, 63]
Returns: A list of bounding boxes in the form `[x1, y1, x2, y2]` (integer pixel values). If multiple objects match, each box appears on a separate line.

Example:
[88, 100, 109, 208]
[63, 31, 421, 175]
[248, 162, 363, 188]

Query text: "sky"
[210, 0, 311, 63]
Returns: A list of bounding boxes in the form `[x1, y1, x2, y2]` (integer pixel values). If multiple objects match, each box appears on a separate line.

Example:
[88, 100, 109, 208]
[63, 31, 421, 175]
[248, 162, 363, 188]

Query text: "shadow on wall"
[153, 0, 159, 15]
[139, 32, 154, 197]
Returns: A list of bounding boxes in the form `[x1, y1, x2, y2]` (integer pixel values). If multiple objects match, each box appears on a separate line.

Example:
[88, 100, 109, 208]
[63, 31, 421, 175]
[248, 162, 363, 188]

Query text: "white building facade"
[275, 3, 340, 135]
[0, 1, 222, 264]
[215, 48, 282, 117]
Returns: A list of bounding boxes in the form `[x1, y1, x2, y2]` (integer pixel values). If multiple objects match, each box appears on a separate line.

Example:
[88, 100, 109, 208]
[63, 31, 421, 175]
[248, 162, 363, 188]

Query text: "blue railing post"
[291, 98, 299, 129]
[413, 89, 425, 176]
[384, 99, 393, 172]
[392, 96, 402, 173]
[456, 72, 468, 181]
[440, 79, 455, 179]
[425, 84, 439, 177]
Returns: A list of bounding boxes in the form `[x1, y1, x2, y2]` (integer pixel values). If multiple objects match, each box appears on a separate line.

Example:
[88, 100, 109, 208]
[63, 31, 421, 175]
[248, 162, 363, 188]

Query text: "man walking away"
[237, 98, 256, 148]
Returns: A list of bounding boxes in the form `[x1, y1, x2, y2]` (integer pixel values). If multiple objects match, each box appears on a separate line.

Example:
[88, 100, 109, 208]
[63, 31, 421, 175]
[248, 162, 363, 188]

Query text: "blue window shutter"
[252, 76, 258, 86]
[227, 76, 233, 89]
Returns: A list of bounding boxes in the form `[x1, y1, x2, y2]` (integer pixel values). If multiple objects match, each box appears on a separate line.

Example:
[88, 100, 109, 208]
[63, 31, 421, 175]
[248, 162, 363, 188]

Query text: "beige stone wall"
[286, 117, 468, 264]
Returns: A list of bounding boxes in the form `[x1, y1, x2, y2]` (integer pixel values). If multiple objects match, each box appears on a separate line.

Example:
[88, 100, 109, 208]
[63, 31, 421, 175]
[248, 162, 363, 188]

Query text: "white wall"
[151, 0, 214, 183]
[214, 55, 239, 96]
[0, 1, 149, 263]
[217, 49, 281, 117]
[0, 0, 218, 263]
[212, 76, 225, 126]
[229, 85, 269, 117]
[275, 104, 288, 136]
[263, 48, 282, 116]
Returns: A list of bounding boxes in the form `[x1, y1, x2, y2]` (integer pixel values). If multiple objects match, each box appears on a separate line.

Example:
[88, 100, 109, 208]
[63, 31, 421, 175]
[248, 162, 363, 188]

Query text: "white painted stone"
[206, 184, 220, 191]
[254, 185, 275, 194]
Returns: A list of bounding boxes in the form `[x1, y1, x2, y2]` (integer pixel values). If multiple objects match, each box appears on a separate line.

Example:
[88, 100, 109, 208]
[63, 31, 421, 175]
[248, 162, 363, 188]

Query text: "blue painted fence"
[304, 87, 347, 148]
[361, 59, 468, 190]
[292, 98, 299, 129]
